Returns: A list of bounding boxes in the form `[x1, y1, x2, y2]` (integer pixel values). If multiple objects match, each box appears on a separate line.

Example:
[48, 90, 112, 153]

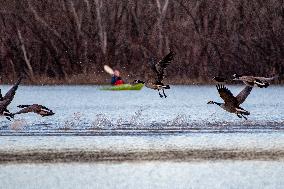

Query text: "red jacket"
[114, 80, 124, 85]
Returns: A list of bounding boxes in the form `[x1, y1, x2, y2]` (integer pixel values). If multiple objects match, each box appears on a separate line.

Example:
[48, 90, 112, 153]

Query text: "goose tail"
[17, 105, 30, 108]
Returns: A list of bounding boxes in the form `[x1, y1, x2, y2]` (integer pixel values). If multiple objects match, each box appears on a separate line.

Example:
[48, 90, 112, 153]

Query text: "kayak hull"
[101, 83, 144, 91]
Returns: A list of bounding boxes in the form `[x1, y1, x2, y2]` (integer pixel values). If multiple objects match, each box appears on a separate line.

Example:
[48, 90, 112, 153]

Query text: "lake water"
[0, 85, 284, 134]
[0, 85, 284, 188]
[1, 161, 284, 189]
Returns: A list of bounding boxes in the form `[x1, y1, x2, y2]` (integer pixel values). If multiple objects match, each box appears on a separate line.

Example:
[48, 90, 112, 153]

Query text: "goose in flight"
[0, 77, 22, 120]
[134, 51, 175, 98]
[13, 104, 55, 117]
[207, 84, 253, 120]
[233, 74, 278, 88]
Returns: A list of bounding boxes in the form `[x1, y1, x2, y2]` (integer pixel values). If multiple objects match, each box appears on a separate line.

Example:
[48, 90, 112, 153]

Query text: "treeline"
[0, 0, 283, 84]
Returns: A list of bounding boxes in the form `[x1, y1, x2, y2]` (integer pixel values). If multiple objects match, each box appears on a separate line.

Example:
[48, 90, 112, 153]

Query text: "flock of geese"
[210, 74, 278, 120]
[0, 77, 54, 121]
[134, 51, 278, 120]
[0, 51, 279, 121]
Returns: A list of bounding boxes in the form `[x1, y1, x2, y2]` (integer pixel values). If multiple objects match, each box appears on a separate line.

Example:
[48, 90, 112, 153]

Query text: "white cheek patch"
[235, 108, 247, 113]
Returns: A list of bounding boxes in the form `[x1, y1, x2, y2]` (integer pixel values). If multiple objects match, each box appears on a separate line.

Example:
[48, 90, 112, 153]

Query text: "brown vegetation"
[0, 0, 283, 84]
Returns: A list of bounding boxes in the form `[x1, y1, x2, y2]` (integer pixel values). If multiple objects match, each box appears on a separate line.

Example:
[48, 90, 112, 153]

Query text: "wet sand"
[1, 148, 284, 163]
[1, 133, 284, 163]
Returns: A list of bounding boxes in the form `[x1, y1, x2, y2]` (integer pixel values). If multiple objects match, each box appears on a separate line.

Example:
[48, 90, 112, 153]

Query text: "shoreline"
[1, 83, 283, 86]
[1, 75, 282, 86]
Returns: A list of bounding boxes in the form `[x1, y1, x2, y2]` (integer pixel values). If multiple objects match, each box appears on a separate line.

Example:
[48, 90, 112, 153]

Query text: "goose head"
[233, 74, 242, 79]
[133, 80, 145, 84]
[207, 101, 222, 106]
[207, 100, 215, 104]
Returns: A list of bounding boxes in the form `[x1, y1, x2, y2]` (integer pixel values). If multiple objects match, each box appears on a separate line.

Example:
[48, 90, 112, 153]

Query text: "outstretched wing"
[152, 51, 175, 83]
[14, 106, 33, 115]
[15, 104, 54, 116]
[0, 77, 21, 113]
[0, 99, 10, 113]
[3, 77, 22, 105]
[236, 86, 253, 105]
[216, 84, 238, 105]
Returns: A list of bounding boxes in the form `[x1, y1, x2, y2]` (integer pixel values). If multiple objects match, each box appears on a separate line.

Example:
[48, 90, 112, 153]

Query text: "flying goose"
[207, 84, 253, 120]
[0, 77, 22, 120]
[134, 51, 175, 98]
[233, 74, 278, 88]
[13, 104, 55, 117]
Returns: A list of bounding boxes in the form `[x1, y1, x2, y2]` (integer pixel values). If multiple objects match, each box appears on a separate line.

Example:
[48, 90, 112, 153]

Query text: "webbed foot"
[162, 89, 167, 98]
[241, 114, 248, 120]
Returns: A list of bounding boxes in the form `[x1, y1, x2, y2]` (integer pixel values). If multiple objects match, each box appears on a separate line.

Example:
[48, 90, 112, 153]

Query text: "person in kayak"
[111, 70, 124, 85]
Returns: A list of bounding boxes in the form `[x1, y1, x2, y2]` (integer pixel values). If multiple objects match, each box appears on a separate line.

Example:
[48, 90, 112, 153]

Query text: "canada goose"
[14, 104, 55, 117]
[0, 77, 22, 120]
[207, 84, 252, 120]
[134, 51, 175, 98]
[233, 74, 278, 88]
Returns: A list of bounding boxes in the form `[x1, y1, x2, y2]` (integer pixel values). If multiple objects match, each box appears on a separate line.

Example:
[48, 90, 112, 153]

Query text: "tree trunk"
[16, 28, 34, 81]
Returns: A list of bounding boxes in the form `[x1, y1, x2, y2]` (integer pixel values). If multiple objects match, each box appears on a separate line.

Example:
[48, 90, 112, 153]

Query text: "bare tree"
[94, 0, 107, 55]
[16, 28, 34, 81]
[155, 0, 169, 56]
[0, 0, 283, 84]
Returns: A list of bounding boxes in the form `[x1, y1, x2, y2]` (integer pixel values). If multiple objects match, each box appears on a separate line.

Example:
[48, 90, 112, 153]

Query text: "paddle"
[104, 65, 114, 75]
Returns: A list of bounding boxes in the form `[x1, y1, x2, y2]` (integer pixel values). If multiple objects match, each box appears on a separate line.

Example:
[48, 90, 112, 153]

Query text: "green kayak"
[101, 83, 144, 91]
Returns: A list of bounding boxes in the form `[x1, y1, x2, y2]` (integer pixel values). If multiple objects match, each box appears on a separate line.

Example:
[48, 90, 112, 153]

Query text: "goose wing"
[2, 77, 22, 105]
[15, 104, 53, 116]
[216, 84, 238, 105]
[236, 86, 253, 105]
[0, 98, 13, 113]
[152, 51, 174, 83]
[14, 107, 33, 115]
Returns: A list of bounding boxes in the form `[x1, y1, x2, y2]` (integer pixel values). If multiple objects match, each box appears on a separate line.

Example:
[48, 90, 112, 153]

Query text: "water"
[0, 85, 284, 134]
[1, 85, 284, 188]
[1, 161, 284, 189]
